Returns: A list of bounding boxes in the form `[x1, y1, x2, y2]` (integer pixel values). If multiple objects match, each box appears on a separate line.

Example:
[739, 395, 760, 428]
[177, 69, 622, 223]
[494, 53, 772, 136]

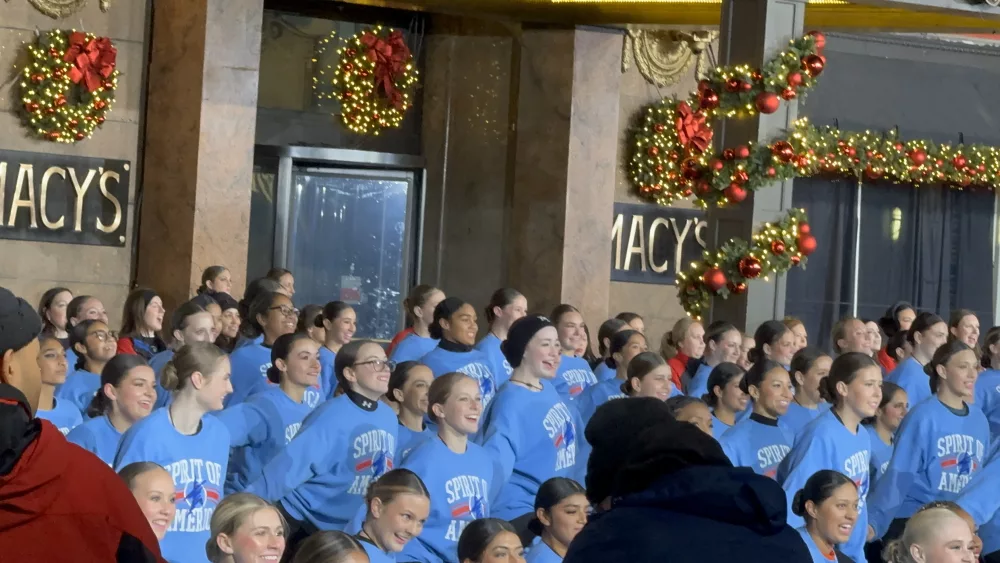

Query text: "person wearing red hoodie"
[0, 286, 167, 563]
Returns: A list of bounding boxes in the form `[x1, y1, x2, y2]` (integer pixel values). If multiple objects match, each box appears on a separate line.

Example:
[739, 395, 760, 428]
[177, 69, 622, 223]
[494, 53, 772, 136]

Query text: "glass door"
[280, 166, 417, 341]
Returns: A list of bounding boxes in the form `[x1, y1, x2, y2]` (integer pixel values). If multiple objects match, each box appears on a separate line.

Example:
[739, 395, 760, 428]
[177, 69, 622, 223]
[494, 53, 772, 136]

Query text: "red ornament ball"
[791, 255, 801, 265]
[755, 92, 780, 114]
[953, 155, 967, 169]
[696, 181, 712, 195]
[780, 87, 797, 101]
[681, 158, 702, 180]
[654, 164, 665, 174]
[55, 96, 66, 107]
[798, 234, 818, 256]
[346, 49, 357, 57]
[734, 170, 750, 184]
[96, 116, 105, 124]
[702, 268, 728, 293]
[799, 223, 811, 234]
[771, 240, 786, 254]
[751, 70, 763, 82]
[94, 100, 107, 110]
[31, 74, 44, 84]
[654, 123, 666, 133]
[710, 159, 724, 171]
[725, 184, 748, 203]
[738, 257, 763, 279]
[699, 89, 720, 110]
[802, 54, 825, 77]
[723, 148, 736, 161]
[725, 78, 742, 92]
[767, 167, 777, 177]
[25, 102, 39, 113]
[698, 79, 712, 92]
[75, 133, 86, 141]
[736, 145, 751, 159]
[740, 80, 753, 92]
[728, 282, 748, 295]
[787, 72, 803, 87]
[808, 30, 827, 51]
[48, 131, 60, 140]
[648, 146, 660, 157]
[771, 141, 795, 163]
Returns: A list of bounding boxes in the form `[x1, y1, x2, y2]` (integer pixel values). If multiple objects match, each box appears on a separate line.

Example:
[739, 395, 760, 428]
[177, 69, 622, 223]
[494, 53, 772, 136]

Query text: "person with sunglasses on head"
[245, 339, 398, 555]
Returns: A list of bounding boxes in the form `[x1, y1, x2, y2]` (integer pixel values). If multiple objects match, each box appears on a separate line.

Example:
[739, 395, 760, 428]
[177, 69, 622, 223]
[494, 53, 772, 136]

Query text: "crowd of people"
[0, 267, 997, 563]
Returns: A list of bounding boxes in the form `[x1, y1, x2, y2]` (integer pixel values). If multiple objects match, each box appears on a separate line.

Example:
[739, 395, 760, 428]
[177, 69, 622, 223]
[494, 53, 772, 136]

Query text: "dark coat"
[564, 465, 813, 563]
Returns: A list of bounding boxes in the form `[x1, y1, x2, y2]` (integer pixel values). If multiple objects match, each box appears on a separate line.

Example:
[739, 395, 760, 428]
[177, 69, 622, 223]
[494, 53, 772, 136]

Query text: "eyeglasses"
[269, 306, 300, 318]
[354, 359, 396, 373]
[87, 330, 113, 342]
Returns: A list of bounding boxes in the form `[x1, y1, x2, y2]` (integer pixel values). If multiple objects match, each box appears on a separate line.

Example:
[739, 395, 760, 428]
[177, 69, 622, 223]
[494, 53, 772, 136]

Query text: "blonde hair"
[661, 318, 697, 360]
[205, 493, 286, 562]
[883, 507, 968, 563]
[161, 341, 227, 391]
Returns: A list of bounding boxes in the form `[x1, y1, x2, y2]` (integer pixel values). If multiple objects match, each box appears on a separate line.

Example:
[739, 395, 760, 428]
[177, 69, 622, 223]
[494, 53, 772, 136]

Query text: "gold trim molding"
[3, 0, 110, 18]
[622, 29, 718, 86]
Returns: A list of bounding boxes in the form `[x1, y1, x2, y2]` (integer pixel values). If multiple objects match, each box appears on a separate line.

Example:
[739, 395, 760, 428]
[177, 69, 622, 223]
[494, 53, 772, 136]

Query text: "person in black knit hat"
[0, 286, 167, 562]
[565, 396, 812, 563]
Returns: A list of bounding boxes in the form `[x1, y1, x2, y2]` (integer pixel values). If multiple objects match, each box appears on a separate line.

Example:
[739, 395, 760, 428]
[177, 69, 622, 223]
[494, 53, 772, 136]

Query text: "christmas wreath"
[18, 30, 119, 143]
[336, 26, 418, 136]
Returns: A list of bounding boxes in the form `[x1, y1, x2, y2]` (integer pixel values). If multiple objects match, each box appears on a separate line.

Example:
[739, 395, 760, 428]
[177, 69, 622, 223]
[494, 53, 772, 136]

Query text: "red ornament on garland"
[740, 81, 753, 92]
[723, 149, 736, 161]
[648, 146, 659, 157]
[798, 234, 818, 256]
[728, 282, 748, 295]
[55, 96, 66, 107]
[699, 89, 720, 110]
[681, 158, 702, 180]
[790, 255, 801, 265]
[751, 70, 763, 82]
[734, 170, 750, 184]
[802, 54, 825, 77]
[738, 257, 763, 279]
[702, 268, 728, 293]
[771, 240, 786, 254]
[767, 167, 777, 177]
[953, 155, 967, 169]
[696, 181, 712, 195]
[725, 78, 742, 92]
[799, 223, 811, 234]
[787, 72, 803, 87]
[736, 145, 750, 159]
[697, 79, 712, 92]
[725, 184, 748, 203]
[807, 30, 827, 51]
[654, 123, 665, 133]
[771, 141, 795, 163]
[781, 87, 797, 101]
[755, 92, 780, 114]
[710, 159, 724, 171]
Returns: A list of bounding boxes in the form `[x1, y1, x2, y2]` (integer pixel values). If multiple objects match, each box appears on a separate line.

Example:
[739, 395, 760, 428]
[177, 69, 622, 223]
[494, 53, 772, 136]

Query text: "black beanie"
[501, 315, 554, 368]
[583, 396, 675, 504]
[212, 292, 239, 312]
[429, 297, 467, 340]
[0, 287, 43, 356]
[611, 416, 732, 500]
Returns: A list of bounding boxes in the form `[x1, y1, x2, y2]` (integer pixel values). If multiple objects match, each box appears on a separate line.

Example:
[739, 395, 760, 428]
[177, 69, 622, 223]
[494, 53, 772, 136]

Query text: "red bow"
[63, 32, 117, 93]
[360, 30, 411, 110]
[675, 102, 713, 153]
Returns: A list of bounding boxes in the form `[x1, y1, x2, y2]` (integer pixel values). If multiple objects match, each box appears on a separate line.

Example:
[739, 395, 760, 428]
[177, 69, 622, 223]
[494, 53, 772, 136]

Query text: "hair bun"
[746, 346, 763, 366]
[266, 364, 281, 384]
[791, 489, 807, 517]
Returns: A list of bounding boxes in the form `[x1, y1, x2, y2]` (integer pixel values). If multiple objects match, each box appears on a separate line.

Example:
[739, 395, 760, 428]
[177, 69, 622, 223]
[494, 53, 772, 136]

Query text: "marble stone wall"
[420, 17, 516, 314]
[0, 1, 148, 327]
[611, 47, 706, 345]
[135, 0, 263, 311]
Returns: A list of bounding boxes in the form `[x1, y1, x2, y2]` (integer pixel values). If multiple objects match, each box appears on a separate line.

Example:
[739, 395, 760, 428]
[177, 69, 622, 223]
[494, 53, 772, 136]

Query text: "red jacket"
[667, 352, 691, 391]
[0, 386, 166, 563]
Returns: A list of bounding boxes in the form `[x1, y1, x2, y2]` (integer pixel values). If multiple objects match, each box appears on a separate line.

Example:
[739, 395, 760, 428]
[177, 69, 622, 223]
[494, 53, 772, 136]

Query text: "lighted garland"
[678, 208, 815, 320]
[310, 30, 339, 104]
[630, 31, 826, 206]
[335, 26, 418, 136]
[18, 30, 119, 143]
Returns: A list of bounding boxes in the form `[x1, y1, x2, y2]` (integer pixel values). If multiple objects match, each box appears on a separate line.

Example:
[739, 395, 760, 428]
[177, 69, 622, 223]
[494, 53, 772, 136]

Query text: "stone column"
[135, 0, 263, 309]
[507, 27, 622, 325]
[706, 0, 806, 331]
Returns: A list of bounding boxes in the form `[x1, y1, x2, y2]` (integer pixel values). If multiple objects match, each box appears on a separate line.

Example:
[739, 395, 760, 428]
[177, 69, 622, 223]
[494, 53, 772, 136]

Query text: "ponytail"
[161, 342, 226, 392]
[819, 352, 877, 406]
[87, 354, 150, 418]
[661, 318, 697, 360]
[748, 320, 789, 365]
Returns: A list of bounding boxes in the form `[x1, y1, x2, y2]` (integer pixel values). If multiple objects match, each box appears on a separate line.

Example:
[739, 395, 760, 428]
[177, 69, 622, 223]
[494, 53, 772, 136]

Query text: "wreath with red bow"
[18, 30, 119, 143]
[336, 26, 418, 136]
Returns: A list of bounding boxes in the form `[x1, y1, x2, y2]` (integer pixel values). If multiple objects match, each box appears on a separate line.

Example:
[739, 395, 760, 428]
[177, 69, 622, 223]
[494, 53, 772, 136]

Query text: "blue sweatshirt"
[719, 413, 794, 479]
[552, 355, 598, 401]
[228, 341, 323, 409]
[575, 378, 626, 424]
[526, 540, 561, 563]
[245, 391, 398, 531]
[360, 538, 396, 563]
[957, 442, 1000, 554]
[865, 424, 894, 487]
[55, 368, 101, 415]
[391, 334, 439, 363]
[319, 346, 337, 402]
[782, 401, 832, 438]
[399, 437, 496, 563]
[476, 381, 584, 520]
[888, 357, 932, 409]
[113, 408, 231, 563]
[712, 412, 733, 441]
[687, 363, 713, 399]
[397, 422, 434, 460]
[36, 398, 83, 435]
[475, 333, 513, 383]
[776, 409, 871, 563]
[974, 368, 1000, 443]
[421, 344, 500, 409]
[797, 528, 836, 563]
[868, 398, 989, 538]
[149, 349, 175, 410]
[593, 362, 615, 382]
[215, 386, 314, 494]
[66, 414, 122, 465]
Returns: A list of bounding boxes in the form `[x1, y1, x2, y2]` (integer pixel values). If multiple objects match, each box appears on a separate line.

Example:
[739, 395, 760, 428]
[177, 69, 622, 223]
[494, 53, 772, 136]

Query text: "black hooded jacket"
[564, 464, 812, 563]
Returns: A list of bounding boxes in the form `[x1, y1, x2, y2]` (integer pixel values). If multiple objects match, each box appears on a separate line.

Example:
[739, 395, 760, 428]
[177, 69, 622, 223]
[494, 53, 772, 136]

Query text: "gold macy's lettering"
[611, 212, 708, 276]
[0, 161, 124, 234]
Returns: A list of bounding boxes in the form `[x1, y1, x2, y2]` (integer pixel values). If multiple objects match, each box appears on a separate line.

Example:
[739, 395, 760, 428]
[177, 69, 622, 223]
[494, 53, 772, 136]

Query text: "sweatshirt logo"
[444, 475, 490, 542]
[757, 445, 791, 478]
[940, 452, 977, 475]
[936, 434, 985, 494]
[543, 403, 577, 472]
[355, 449, 393, 476]
[174, 480, 222, 509]
[165, 459, 224, 534]
[347, 429, 396, 496]
[451, 495, 488, 519]
[458, 362, 496, 407]
[561, 368, 596, 397]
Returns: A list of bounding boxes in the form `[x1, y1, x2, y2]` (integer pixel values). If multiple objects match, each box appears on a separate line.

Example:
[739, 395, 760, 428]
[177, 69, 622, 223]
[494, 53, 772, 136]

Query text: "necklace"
[510, 378, 543, 391]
